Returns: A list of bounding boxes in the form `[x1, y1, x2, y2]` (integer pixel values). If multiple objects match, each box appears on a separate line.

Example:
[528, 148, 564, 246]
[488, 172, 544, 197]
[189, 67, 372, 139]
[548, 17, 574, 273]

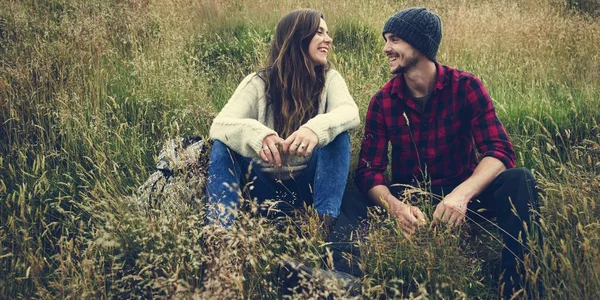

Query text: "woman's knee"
[209, 140, 240, 165]
[333, 131, 350, 146]
[320, 131, 350, 155]
[209, 140, 229, 158]
[208, 140, 245, 183]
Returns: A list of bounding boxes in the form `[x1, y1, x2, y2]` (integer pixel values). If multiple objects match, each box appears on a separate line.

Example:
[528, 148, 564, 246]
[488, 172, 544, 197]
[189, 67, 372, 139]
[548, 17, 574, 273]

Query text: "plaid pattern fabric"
[354, 63, 515, 194]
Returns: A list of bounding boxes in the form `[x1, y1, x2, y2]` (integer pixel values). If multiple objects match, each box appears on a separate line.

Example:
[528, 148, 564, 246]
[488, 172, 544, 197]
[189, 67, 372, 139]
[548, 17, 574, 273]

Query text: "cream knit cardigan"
[209, 70, 360, 179]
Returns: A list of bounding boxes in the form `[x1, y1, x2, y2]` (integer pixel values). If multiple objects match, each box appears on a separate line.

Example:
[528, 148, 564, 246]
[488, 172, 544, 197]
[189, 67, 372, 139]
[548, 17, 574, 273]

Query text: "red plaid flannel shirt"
[354, 63, 515, 194]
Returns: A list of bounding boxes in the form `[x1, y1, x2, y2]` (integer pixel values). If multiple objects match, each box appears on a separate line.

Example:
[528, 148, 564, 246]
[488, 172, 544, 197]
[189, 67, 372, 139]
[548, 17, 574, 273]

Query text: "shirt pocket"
[389, 124, 414, 154]
[434, 112, 465, 151]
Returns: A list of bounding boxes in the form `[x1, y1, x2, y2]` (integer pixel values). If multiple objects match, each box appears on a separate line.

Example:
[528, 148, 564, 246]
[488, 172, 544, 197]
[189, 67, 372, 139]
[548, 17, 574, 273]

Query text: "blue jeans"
[206, 132, 351, 227]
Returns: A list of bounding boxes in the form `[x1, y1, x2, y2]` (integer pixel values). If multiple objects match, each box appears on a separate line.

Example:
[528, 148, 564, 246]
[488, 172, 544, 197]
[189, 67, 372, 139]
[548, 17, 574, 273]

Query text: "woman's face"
[308, 18, 332, 66]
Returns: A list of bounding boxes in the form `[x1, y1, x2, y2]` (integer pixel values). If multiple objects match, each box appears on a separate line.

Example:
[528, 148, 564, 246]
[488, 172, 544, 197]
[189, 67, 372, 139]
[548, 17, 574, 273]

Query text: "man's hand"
[387, 195, 426, 238]
[281, 127, 318, 157]
[432, 192, 470, 227]
[431, 156, 505, 227]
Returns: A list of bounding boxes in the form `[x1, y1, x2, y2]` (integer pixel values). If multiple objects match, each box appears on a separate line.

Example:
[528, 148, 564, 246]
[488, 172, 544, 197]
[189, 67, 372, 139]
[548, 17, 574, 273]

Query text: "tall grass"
[1, 0, 599, 298]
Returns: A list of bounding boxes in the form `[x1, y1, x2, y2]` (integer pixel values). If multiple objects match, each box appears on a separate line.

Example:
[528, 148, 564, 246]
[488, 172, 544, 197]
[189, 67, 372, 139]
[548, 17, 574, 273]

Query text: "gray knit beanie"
[382, 7, 442, 62]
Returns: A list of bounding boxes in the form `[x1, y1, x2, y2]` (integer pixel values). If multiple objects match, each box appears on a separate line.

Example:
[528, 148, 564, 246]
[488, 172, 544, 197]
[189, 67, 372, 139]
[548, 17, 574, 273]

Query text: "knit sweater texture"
[210, 69, 360, 180]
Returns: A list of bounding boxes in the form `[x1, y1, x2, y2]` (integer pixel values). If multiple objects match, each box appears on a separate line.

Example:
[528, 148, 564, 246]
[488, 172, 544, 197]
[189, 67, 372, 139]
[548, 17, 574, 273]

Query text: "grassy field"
[1, 0, 599, 298]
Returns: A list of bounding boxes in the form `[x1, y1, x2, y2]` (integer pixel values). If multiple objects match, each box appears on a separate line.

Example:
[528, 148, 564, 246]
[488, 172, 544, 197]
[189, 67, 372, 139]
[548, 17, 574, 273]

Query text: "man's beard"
[392, 53, 419, 74]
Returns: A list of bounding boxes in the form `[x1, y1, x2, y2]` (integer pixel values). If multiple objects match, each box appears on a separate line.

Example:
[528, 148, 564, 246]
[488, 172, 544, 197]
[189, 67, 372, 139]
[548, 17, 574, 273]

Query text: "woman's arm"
[209, 73, 278, 157]
[301, 70, 360, 146]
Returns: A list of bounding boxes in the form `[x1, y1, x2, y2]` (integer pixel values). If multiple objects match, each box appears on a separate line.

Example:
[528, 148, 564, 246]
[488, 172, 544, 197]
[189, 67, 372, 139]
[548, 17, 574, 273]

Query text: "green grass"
[1, 0, 599, 298]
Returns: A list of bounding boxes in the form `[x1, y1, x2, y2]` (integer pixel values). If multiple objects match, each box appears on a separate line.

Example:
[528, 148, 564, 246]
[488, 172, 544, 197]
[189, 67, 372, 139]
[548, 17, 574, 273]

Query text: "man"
[354, 7, 542, 298]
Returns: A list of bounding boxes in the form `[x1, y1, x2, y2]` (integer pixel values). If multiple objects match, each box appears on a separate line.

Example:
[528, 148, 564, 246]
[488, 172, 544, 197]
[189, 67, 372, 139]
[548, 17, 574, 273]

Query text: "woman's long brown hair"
[259, 9, 330, 138]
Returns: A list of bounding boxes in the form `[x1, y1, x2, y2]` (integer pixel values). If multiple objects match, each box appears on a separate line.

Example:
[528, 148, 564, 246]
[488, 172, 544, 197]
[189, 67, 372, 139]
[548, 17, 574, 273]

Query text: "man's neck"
[403, 60, 437, 98]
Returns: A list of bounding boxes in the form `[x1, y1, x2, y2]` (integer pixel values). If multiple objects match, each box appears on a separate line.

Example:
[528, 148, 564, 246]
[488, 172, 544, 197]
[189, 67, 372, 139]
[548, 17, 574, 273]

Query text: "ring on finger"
[299, 144, 306, 149]
[263, 146, 270, 151]
[293, 143, 300, 147]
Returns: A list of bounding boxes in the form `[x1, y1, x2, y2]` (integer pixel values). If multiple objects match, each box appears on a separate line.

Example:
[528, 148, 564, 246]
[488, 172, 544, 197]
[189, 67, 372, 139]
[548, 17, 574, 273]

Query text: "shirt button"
[420, 147, 426, 151]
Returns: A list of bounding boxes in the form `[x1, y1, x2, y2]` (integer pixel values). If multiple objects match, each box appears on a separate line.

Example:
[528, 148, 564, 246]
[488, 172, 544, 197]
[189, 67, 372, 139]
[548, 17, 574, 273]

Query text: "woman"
[206, 9, 360, 229]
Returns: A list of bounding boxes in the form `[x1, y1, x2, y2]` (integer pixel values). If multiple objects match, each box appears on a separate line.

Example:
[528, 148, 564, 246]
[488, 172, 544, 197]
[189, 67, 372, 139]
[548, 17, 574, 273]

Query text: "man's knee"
[500, 168, 535, 187]
[340, 189, 369, 224]
[496, 168, 540, 211]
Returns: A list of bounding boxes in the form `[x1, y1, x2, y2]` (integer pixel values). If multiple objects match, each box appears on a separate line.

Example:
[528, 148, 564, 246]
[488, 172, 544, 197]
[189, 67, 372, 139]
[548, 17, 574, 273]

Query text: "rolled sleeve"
[467, 77, 516, 169]
[354, 94, 389, 195]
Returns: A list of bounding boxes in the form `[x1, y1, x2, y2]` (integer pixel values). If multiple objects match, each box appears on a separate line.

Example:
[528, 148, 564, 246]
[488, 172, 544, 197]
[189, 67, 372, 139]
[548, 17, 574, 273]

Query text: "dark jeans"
[338, 168, 542, 298]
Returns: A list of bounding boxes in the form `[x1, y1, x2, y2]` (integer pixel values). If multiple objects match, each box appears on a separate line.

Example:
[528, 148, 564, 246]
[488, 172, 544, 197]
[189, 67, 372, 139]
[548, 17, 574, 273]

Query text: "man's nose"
[383, 41, 391, 53]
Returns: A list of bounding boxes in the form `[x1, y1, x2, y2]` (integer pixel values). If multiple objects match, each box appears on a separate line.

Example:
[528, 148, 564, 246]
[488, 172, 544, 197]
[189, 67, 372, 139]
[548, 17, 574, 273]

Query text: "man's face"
[383, 33, 419, 74]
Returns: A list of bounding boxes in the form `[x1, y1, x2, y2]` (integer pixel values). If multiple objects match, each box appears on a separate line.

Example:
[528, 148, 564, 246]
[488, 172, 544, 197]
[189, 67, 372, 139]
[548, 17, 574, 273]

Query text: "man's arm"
[354, 94, 389, 196]
[432, 156, 505, 226]
[451, 156, 506, 201]
[467, 76, 516, 169]
[433, 75, 514, 227]
[354, 93, 426, 237]
[368, 185, 426, 237]
[354, 93, 425, 237]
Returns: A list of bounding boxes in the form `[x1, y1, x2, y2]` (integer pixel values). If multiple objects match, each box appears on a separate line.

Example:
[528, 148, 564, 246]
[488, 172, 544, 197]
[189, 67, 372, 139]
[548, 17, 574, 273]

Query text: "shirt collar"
[390, 62, 447, 98]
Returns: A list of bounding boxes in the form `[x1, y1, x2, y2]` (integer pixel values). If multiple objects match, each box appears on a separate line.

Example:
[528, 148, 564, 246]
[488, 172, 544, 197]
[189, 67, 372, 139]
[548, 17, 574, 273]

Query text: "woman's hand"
[281, 127, 318, 157]
[259, 134, 283, 167]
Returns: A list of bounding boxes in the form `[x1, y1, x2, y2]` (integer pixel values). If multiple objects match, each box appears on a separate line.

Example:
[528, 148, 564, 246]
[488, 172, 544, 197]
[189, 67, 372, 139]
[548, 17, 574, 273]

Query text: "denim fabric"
[206, 132, 351, 227]
[313, 131, 351, 217]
